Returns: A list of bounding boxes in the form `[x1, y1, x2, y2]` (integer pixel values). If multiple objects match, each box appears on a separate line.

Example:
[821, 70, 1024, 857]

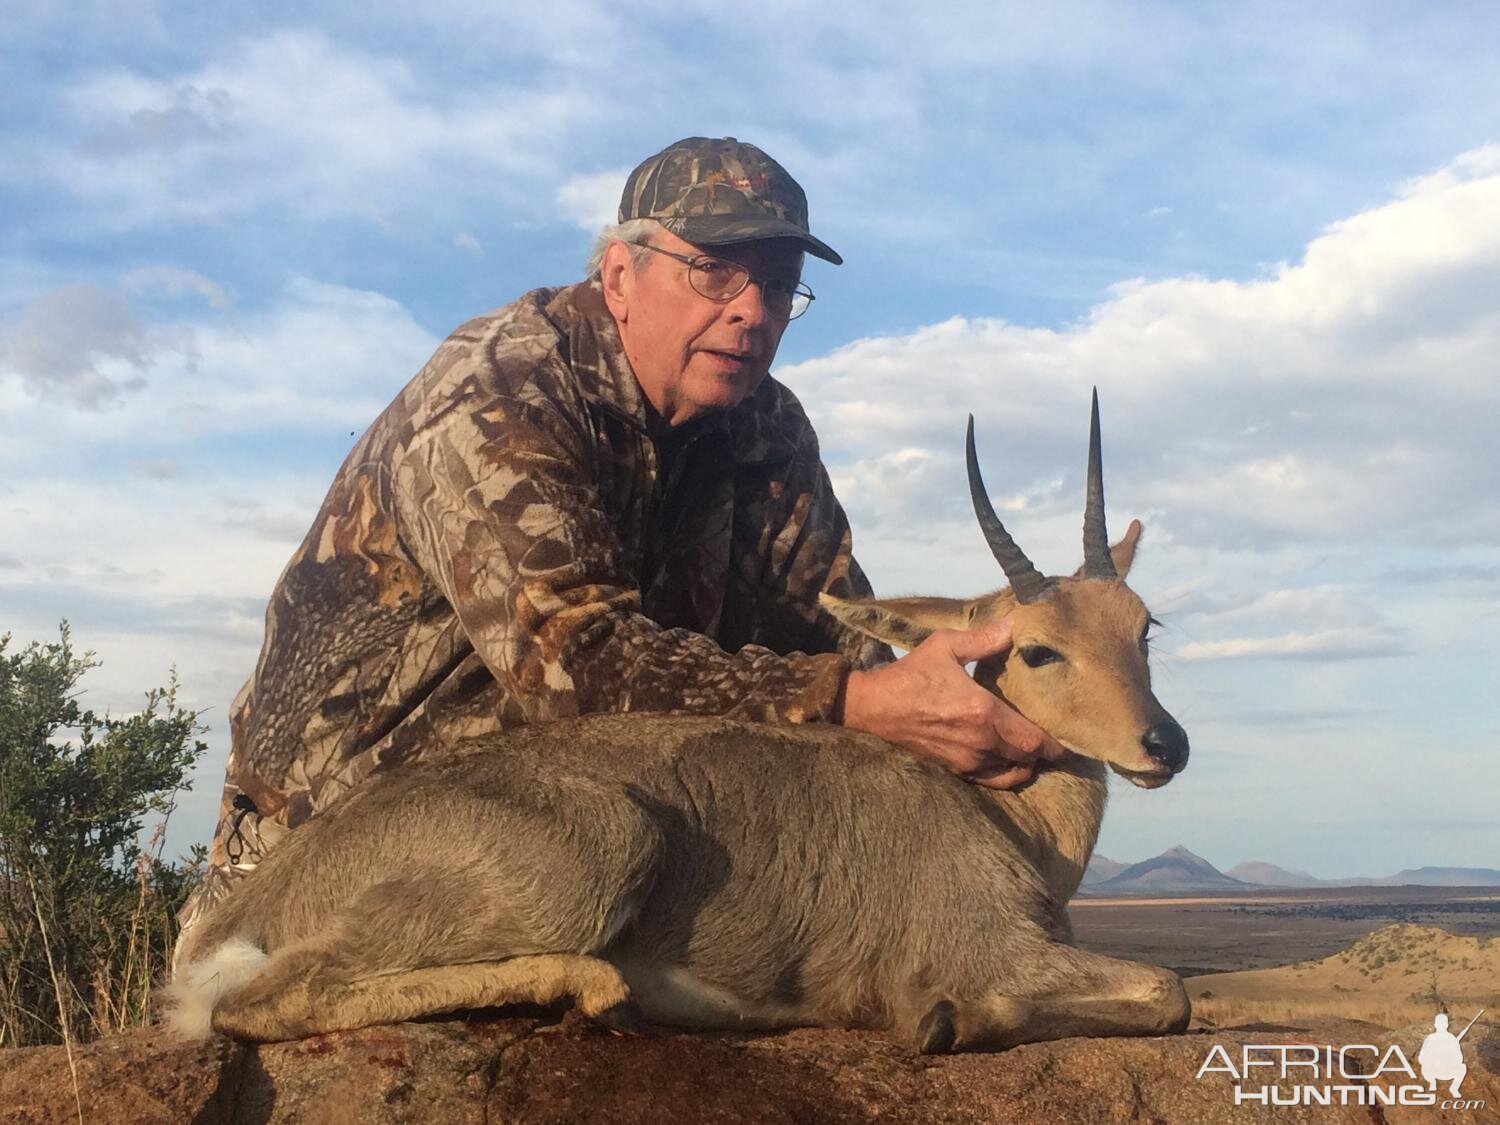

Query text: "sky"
[2, 2, 1498, 879]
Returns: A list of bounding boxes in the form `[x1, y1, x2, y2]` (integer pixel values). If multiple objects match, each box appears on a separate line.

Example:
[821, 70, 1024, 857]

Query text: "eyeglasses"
[636, 243, 816, 321]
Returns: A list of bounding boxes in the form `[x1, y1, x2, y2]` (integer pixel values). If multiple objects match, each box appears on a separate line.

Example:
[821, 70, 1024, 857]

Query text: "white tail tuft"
[161, 937, 268, 1039]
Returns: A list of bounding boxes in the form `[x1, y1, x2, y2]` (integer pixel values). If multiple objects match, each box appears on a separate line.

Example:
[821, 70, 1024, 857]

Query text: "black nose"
[1141, 721, 1189, 773]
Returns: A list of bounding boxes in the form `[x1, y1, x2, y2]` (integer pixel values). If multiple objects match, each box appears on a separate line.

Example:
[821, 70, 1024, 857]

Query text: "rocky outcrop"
[2, 1013, 1495, 1123]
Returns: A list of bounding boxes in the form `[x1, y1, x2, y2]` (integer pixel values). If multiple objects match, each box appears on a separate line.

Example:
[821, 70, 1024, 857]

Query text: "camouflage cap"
[619, 136, 842, 265]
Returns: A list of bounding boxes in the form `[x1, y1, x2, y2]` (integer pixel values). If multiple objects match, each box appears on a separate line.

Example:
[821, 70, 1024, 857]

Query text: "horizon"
[1087, 845, 1500, 884]
[3, 4, 1498, 879]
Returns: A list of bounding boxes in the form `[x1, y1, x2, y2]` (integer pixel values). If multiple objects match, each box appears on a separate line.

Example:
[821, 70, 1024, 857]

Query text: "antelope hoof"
[592, 997, 650, 1036]
[917, 1000, 959, 1055]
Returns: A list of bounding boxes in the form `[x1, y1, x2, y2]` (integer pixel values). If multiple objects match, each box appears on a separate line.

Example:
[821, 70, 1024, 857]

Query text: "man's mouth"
[702, 348, 757, 372]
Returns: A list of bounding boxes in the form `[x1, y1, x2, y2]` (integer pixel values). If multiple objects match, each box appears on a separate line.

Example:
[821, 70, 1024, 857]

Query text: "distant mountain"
[1354, 866, 1500, 887]
[1226, 861, 1324, 888]
[1080, 853, 1128, 887]
[1078, 852, 1500, 896]
[1088, 846, 1253, 895]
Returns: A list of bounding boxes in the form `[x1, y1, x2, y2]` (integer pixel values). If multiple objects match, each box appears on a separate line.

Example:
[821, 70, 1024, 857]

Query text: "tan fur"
[212, 953, 630, 1041]
[823, 519, 1169, 782]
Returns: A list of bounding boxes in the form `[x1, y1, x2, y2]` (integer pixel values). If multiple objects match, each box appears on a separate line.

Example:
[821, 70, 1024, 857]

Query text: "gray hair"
[585, 218, 664, 278]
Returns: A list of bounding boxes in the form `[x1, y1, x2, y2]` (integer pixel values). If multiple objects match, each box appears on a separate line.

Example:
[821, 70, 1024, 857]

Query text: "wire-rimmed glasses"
[636, 243, 816, 321]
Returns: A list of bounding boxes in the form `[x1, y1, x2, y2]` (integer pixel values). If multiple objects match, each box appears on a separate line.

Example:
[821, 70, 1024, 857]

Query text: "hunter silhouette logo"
[1420, 1010, 1483, 1097]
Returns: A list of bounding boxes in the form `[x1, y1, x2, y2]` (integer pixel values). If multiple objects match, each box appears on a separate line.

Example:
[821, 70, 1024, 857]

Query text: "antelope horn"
[966, 415, 1048, 603]
[1081, 387, 1117, 579]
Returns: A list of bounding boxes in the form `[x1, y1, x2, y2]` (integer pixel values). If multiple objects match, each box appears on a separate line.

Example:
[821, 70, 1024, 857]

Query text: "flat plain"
[1069, 884, 1500, 976]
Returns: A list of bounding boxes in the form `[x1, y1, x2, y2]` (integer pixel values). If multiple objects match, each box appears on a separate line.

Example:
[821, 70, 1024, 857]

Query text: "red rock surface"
[1, 1014, 1494, 1123]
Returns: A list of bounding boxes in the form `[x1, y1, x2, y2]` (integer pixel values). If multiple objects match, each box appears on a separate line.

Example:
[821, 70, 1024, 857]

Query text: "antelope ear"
[820, 592, 989, 650]
[1073, 519, 1143, 580]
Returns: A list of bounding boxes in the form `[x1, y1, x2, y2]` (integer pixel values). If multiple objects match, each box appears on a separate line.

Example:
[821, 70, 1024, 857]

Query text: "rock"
[0, 1027, 232, 1123]
[1, 1013, 1495, 1123]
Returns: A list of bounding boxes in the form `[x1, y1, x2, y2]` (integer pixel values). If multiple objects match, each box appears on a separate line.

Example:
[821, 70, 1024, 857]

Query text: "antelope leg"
[212, 950, 633, 1041]
[915, 945, 1189, 1053]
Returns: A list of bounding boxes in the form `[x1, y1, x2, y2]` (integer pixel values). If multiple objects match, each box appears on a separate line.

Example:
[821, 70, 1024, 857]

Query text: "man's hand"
[840, 616, 1067, 789]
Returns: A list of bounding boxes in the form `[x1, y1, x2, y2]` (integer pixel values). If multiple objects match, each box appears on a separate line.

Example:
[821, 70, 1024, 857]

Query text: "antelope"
[167, 393, 1192, 1053]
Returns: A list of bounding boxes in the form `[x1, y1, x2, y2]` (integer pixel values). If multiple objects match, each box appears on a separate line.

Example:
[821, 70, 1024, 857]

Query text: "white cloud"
[784, 145, 1500, 556]
[0, 271, 437, 646]
[556, 168, 627, 233]
[175, 277, 436, 431]
[23, 30, 603, 230]
[0, 283, 155, 406]
[130, 458, 183, 479]
[1, 273, 437, 445]
[123, 266, 231, 309]
[1176, 629, 1401, 662]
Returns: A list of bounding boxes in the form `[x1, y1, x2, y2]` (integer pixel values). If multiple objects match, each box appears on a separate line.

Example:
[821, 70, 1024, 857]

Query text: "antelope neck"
[993, 756, 1109, 903]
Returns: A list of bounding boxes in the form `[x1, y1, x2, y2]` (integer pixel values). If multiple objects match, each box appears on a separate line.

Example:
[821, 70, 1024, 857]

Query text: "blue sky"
[3, 2, 1498, 877]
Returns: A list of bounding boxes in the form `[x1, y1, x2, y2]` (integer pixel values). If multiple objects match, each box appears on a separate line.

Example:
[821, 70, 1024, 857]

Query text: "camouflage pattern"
[179, 278, 887, 942]
[620, 136, 843, 264]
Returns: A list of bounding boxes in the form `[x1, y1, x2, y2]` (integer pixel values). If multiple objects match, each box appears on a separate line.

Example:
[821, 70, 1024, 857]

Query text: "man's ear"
[820, 592, 998, 651]
[1072, 518, 1143, 579]
[600, 241, 634, 323]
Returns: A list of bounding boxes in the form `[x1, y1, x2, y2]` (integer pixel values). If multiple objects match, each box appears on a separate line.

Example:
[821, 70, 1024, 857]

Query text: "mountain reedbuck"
[168, 394, 1192, 1052]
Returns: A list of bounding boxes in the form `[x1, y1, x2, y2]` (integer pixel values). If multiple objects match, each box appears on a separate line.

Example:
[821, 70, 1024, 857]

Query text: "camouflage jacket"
[186, 279, 888, 926]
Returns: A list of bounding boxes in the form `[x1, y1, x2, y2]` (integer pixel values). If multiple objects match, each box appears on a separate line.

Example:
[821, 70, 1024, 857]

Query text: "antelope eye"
[1019, 645, 1062, 668]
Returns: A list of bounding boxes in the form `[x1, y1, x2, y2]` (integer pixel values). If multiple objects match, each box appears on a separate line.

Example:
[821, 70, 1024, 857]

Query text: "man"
[179, 136, 1059, 948]
[1418, 1013, 1470, 1098]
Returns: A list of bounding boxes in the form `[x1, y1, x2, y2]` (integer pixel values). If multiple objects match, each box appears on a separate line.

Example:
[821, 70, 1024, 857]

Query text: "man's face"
[602, 227, 804, 428]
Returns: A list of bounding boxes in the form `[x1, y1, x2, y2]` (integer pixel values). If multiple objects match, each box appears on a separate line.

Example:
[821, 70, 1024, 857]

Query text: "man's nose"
[724, 278, 770, 325]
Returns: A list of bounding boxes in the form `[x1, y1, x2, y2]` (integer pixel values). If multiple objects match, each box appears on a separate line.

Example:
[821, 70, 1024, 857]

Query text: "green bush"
[0, 624, 207, 1048]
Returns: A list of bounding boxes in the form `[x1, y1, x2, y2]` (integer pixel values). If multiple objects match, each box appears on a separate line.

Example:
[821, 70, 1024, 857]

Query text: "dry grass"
[1, 824, 192, 1048]
[26, 878, 85, 1124]
[1188, 923, 1500, 1031]
[1192, 992, 1464, 1030]
[83, 834, 179, 1038]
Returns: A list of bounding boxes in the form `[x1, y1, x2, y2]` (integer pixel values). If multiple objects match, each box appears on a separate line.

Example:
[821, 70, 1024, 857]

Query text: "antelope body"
[169, 396, 1193, 1052]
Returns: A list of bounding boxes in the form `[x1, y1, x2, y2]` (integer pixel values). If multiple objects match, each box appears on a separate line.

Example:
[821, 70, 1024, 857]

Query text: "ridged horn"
[966, 415, 1048, 603]
[1081, 387, 1117, 579]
